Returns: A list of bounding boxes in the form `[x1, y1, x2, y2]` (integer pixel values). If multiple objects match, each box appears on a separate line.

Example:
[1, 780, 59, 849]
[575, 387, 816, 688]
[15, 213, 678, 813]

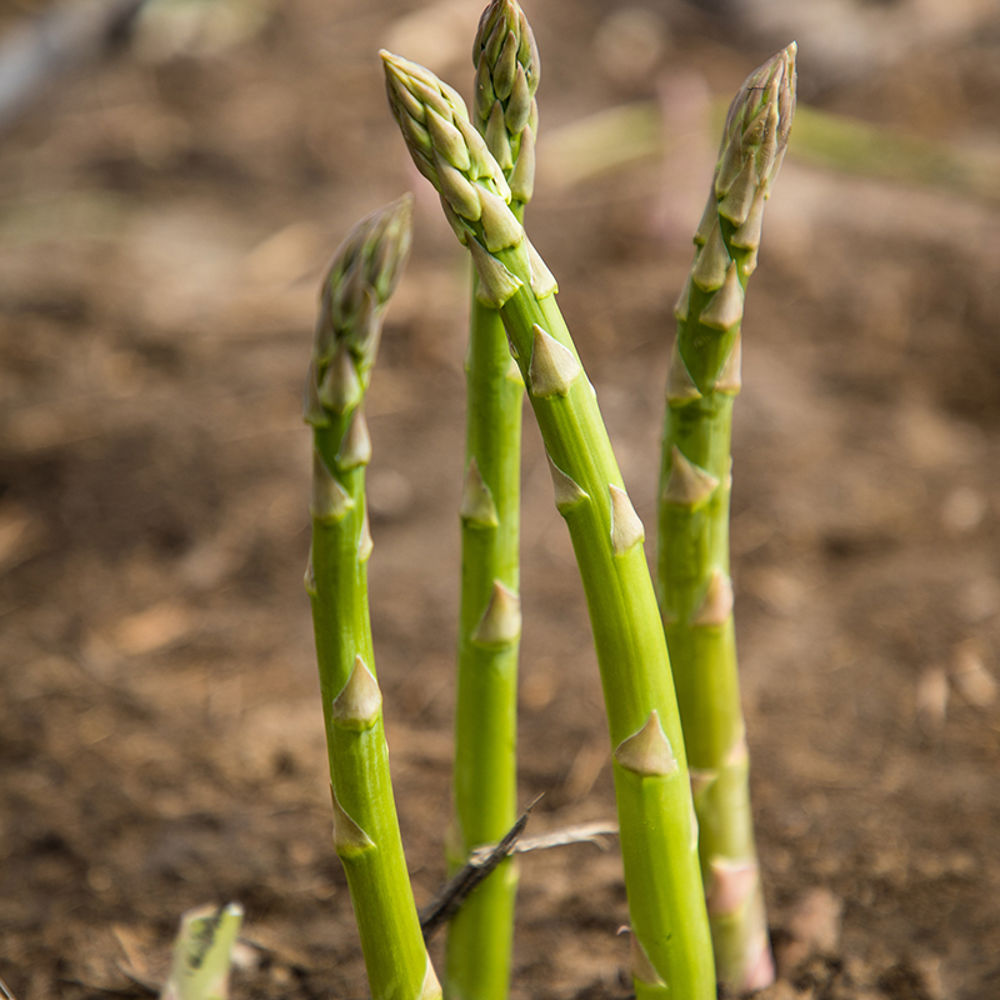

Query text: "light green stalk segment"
[447, 4, 539, 998]
[160, 903, 243, 1000]
[382, 51, 714, 1000]
[657, 45, 796, 996]
[305, 196, 442, 1000]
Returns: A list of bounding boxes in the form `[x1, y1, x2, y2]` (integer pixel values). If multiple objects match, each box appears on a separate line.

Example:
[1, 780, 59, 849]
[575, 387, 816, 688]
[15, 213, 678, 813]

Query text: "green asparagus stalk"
[304, 196, 441, 1000]
[382, 52, 714, 1000]
[446, 3, 539, 998]
[160, 903, 243, 1000]
[657, 45, 796, 995]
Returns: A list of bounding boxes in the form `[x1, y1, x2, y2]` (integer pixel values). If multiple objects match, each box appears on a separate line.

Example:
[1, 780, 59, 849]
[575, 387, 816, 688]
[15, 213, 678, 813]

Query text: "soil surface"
[1, 1, 999, 998]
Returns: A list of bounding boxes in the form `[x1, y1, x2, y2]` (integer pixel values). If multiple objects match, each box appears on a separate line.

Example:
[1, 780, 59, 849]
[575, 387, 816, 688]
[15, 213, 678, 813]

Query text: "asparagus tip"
[309, 194, 414, 426]
[716, 42, 797, 207]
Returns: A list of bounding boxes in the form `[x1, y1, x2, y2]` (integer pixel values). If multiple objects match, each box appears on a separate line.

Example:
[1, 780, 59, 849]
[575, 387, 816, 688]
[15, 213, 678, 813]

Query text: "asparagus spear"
[304, 196, 441, 1000]
[657, 45, 796, 995]
[161, 903, 243, 1000]
[447, 3, 539, 998]
[382, 52, 714, 1000]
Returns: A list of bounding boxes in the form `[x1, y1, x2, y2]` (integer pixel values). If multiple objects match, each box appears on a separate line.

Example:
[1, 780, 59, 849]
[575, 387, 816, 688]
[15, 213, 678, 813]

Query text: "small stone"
[950, 640, 996, 708]
[776, 887, 843, 975]
[915, 666, 949, 732]
[941, 485, 987, 535]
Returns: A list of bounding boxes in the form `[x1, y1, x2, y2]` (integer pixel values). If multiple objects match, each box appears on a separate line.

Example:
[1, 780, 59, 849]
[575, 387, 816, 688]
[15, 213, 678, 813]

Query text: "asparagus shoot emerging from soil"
[161, 903, 243, 1000]
[304, 196, 441, 1000]
[657, 44, 796, 995]
[447, 3, 540, 999]
[382, 51, 715, 1000]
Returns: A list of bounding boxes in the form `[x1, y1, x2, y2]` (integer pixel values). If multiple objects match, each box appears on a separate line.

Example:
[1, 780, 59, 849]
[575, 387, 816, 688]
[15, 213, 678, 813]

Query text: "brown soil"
[1, 2, 998, 998]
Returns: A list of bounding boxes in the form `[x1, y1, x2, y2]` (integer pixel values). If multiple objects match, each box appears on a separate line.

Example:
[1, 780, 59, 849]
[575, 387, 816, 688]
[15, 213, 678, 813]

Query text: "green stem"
[305, 198, 440, 1000]
[657, 46, 797, 995]
[495, 248, 714, 1000]
[446, 6, 539, 996]
[447, 291, 523, 1000]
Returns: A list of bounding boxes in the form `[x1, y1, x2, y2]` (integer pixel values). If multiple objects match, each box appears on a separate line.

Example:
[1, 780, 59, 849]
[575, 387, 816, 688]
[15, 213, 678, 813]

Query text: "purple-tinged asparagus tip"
[715, 42, 797, 205]
[315, 194, 412, 371]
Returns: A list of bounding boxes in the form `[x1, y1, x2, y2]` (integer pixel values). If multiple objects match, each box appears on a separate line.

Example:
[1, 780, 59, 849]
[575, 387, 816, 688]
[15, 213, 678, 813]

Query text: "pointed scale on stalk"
[383, 49, 715, 1000]
[657, 43, 796, 996]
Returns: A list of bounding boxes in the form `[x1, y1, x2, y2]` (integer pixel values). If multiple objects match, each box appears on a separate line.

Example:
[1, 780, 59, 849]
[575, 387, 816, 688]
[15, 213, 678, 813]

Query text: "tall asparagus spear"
[304, 196, 441, 1000]
[657, 45, 796, 995]
[382, 52, 715, 1000]
[447, 3, 539, 998]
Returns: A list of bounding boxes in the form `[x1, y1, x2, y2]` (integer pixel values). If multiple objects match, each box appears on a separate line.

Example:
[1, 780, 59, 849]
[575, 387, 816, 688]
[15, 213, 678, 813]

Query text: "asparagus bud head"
[306, 195, 413, 429]
[472, 0, 540, 203]
[714, 43, 797, 226]
[381, 50, 531, 261]
[676, 43, 797, 391]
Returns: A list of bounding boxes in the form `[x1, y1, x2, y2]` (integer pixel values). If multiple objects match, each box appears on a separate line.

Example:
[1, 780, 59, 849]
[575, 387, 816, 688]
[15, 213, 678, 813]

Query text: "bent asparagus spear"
[304, 196, 441, 1000]
[382, 51, 714, 1000]
[447, 3, 540, 998]
[657, 45, 796, 995]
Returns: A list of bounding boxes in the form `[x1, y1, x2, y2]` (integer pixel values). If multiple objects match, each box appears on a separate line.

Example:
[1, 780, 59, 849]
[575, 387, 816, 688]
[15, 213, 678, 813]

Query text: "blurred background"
[1, 0, 998, 997]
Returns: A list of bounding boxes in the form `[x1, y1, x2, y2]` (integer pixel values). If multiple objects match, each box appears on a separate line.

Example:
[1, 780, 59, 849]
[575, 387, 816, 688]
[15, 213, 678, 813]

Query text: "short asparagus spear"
[304, 196, 441, 1000]
[657, 45, 796, 995]
[161, 903, 243, 1000]
[447, 3, 539, 998]
[382, 52, 715, 1000]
